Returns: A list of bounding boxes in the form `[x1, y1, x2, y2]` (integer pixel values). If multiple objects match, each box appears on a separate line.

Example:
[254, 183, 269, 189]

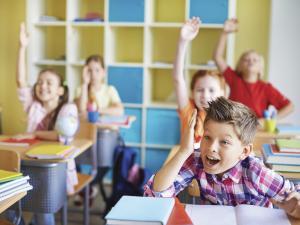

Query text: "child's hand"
[271, 191, 300, 219]
[82, 65, 91, 85]
[180, 109, 197, 156]
[180, 17, 201, 42]
[19, 22, 29, 48]
[223, 18, 238, 34]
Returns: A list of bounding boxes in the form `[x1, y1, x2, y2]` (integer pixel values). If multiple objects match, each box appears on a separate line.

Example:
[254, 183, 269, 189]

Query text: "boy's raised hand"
[19, 22, 29, 48]
[180, 109, 197, 156]
[271, 191, 300, 219]
[223, 18, 238, 34]
[180, 17, 201, 42]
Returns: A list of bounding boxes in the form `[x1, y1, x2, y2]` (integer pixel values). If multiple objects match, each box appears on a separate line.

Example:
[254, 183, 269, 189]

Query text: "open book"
[185, 204, 290, 225]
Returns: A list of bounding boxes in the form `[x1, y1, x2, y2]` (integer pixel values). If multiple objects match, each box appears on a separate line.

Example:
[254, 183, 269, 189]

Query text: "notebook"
[0, 137, 39, 147]
[185, 204, 290, 225]
[0, 170, 23, 183]
[0, 176, 30, 192]
[105, 196, 175, 225]
[276, 138, 300, 153]
[26, 144, 74, 159]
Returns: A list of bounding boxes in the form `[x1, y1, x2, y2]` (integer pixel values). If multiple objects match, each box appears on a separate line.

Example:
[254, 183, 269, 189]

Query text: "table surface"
[0, 138, 93, 163]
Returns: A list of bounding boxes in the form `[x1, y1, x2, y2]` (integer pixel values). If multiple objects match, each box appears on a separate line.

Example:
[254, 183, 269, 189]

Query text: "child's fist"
[19, 22, 29, 48]
[223, 18, 238, 34]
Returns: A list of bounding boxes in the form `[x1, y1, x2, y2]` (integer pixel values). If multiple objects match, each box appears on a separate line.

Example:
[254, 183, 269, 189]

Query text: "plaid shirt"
[144, 148, 300, 207]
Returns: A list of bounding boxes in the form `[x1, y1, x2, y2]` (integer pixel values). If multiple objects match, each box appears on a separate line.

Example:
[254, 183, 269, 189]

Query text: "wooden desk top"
[0, 191, 27, 214]
[0, 138, 92, 163]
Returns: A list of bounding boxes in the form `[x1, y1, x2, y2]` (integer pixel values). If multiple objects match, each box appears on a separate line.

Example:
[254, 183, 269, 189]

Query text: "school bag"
[105, 137, 151, 214]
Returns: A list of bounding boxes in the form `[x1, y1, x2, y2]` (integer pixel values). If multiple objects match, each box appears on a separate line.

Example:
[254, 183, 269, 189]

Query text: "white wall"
[268, 0, 300, 124]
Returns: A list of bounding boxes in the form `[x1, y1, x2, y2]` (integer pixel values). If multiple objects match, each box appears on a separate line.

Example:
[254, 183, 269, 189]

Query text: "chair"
[61, 118, 98, 225]
[0, 149, 22, 225]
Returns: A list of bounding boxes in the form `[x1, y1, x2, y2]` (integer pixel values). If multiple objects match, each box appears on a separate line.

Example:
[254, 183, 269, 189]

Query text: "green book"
[276, 139, 300, 153]
[0, 169, 23, 183]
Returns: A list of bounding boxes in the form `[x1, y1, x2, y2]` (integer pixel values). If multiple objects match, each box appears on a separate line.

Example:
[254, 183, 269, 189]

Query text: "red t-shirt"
[223, 67, 290, 118]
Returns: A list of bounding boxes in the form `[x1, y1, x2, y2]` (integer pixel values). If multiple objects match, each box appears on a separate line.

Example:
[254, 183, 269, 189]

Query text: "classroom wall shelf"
[26, 0, 236, 173]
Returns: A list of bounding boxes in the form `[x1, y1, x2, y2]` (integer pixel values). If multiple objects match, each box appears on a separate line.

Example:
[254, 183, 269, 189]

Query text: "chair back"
[0, 149, 20, 172]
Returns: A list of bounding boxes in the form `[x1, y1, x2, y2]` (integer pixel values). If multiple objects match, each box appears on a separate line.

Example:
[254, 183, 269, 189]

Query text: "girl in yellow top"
[173, 17, 226, 144]
[76, 55, 124, 116]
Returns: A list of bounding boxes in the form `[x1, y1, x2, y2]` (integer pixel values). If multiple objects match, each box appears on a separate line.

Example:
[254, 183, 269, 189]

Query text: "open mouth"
[206, 155, 220, 166]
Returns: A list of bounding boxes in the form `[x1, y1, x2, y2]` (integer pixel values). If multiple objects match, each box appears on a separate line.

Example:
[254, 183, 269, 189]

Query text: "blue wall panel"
[146, 109, 180, 145]
[108, 66, 143, 104]
[120, 108, 142, 143]
[145, 148, 170, 174]
[190, 0, 228, 24]
[109, 0, 145, 22]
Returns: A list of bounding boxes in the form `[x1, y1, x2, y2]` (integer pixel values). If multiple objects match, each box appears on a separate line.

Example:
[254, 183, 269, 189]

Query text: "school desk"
[0, 192, 27, 214]
[0, 137, 93, 225]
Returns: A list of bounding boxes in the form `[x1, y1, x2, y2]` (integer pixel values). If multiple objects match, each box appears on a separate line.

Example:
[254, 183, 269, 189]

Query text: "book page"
[236, 204, 291, 225]
[185, 204, 237, 225]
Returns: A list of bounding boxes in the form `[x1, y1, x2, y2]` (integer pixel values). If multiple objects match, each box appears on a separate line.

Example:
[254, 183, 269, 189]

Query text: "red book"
[0, 137, 39, 147]
[167, 198, 193, 225]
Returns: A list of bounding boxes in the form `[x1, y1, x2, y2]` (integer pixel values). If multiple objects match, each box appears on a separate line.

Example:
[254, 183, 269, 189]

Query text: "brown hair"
[236, 49, 264, 79]
[190, 70, 226, 92]
[34, 69, 69, 130]
[85, 54, 105, 69]
[204, 97, 258, 145]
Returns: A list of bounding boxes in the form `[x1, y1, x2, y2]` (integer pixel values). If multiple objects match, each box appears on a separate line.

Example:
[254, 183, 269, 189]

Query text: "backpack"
[105, 137, 151, 214]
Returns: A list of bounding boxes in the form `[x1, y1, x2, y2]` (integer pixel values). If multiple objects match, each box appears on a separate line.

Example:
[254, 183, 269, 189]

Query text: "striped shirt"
[144, 148, 300, 207]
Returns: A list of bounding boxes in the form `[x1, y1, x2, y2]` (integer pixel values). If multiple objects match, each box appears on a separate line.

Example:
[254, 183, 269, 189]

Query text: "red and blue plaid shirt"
[144, 148, 300, 207]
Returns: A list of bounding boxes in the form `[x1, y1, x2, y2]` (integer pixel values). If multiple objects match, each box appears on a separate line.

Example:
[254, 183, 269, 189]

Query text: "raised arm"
[76, 65, 91, 114]
[213, 18, 238, 73]
[173, 17, 201, 110]
[17, 22, 29, 88]
[153, 109, 197, 192]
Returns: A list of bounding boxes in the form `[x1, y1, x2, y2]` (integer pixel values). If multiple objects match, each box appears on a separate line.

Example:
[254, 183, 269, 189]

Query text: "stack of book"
[26, 144, 75, 159]
[261, 138, 300, 172]
[105, 196, 192, 225]
[0, 170, 32, 202]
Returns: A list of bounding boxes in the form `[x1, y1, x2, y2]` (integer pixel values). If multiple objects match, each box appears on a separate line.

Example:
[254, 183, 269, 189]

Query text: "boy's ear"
[239, 143, 253, 160]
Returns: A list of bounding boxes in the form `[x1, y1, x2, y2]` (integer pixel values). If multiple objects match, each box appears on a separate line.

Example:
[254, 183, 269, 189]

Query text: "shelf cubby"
[189, 0, 228, 24]
[147, 68, 175, 105]
[150, 0, 185, 23]
[107, 26, 144, 64]
[107, 66, 143, 104]
[146, 108, 180, 145]
[109, 0, 145, 22]
[150, 27, 180, 65]
[120, 108, 143, 144]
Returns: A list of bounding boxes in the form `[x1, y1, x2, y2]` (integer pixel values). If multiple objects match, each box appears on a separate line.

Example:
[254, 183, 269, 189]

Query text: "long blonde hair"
[236, 49, 264, 79]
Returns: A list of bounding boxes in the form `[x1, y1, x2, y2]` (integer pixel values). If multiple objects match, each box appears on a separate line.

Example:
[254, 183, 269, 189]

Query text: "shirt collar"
[206, 160, 244, 184]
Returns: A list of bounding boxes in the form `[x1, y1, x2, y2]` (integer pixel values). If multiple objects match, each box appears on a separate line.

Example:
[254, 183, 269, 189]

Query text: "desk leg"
[83, 185, 90, 225]
[61, 201, 67, 225]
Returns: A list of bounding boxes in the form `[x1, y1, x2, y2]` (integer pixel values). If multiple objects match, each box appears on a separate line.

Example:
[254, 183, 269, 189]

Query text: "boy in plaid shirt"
[144, 97, 300, 219]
